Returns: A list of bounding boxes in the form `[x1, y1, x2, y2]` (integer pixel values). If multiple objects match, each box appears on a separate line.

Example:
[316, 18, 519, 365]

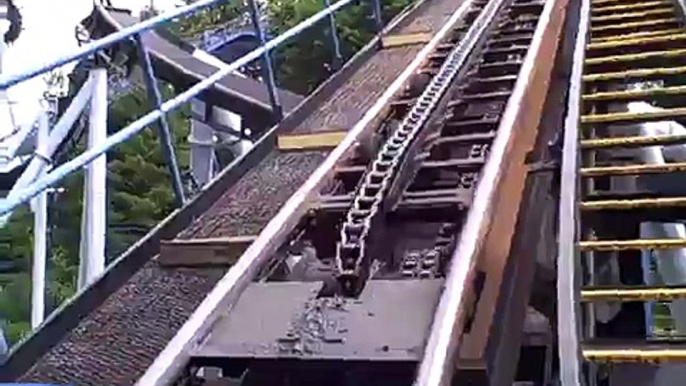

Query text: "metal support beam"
[247, 0, 282, 121]
[641, 247, 655, 335]
[30, 110, 49, 329]
[0, 325, 6, 362]
[135, 33, 185, 207]
[189, 119, 216, 186]
[189, 99, 217, 186]
[78, 69, 108, 290]
[371, 0, 383, 33]
[324, 0, 343, 70]
[209, 104, 251, 158]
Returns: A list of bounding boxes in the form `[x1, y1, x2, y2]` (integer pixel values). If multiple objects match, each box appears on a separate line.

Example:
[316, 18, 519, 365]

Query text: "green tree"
[268, 0, 413, 94]
[0, 272, 31, 344]
[49, 82, 191, 279]
[0, 82, 191, 346]
[0, 207, 33, 266]
[166, 1, 245, 39]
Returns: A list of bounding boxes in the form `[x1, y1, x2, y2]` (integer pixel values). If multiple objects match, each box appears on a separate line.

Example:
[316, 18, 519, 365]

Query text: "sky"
[0, 0, 182, 149]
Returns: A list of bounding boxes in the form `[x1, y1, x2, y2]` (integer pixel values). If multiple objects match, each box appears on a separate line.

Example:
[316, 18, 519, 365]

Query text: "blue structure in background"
[207, 32, 261, 64]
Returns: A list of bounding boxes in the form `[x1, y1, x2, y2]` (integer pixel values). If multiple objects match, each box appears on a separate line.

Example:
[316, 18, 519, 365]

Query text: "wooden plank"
[381, 32, 433, 48]
[277, 130, 348, 151]
[158, 236, 257, 267]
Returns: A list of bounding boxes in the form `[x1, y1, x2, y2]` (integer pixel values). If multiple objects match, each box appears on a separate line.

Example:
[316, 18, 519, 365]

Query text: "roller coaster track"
[558, 0, 686, 384]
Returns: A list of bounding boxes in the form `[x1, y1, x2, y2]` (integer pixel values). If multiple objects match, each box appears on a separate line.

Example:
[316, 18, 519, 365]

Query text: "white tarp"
[630, 100, 686, 335]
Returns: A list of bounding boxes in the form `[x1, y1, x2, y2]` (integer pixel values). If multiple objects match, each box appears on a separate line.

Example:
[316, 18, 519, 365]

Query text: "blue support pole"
[371, 0, 383, 33]
[247, 0, 282, 121]
[135, 34, 185, 207]
[324, 0, 343, 70]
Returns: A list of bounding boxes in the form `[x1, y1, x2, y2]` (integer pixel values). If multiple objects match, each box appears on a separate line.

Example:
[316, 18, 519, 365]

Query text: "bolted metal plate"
[192, 279, 444, 362]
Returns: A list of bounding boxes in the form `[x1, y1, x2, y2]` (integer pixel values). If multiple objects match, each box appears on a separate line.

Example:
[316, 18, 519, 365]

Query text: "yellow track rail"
[584, 346, 686, 363]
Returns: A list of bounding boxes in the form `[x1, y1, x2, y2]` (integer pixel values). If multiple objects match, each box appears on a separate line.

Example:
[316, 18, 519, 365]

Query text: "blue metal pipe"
[0, 0, 356, 215]
[247, 0, 282, 120]
[324, 0, 343, 70]
[135, 34, 186, 207]
[371, 0, 383, 33]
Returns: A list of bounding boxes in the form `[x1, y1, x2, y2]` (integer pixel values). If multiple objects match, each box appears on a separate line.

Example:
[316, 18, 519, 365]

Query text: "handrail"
[0, 0, 356, 216]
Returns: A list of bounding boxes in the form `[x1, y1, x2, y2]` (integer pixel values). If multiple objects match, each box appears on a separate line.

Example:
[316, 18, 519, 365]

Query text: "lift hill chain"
[333, 0, 538, 296]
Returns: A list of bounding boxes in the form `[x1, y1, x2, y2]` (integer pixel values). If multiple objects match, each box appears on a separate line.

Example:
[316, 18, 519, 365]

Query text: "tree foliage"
[0, 82, 190, 345]
[268, 0, 413, 94]
[167, 1, 245, 39]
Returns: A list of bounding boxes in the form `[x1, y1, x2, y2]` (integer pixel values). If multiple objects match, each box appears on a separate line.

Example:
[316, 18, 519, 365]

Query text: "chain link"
[334, 4, 484, 296]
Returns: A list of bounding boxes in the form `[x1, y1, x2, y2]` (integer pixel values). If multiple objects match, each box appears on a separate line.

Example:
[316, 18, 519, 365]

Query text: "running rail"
[0, 0, 358, 216]
[556, 0, 587, 382]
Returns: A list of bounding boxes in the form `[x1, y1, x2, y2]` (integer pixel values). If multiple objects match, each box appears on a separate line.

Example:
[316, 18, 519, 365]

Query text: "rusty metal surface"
[193, 279, 443, 361]
[7, 0, 471, 384]
[484, 18, 574, 379]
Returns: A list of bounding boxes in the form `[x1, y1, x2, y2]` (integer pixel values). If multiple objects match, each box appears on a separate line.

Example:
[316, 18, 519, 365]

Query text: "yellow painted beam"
[581, 107, 686, 125]
[277, 130, 349, 151]
[381, 32, 433, 48]
[579, 238, 686, 251]
[581, 286, 686, 301]
[590, 28, 681, 43]
[583, 85, 686, 102]
[581, 133, 686, 149]
[580, 196, 686, 211]
[159, 236, 257, 267]
[584, 346, 686, 363]
[583, 66, 686, 83]
[580, 161, 686, 176]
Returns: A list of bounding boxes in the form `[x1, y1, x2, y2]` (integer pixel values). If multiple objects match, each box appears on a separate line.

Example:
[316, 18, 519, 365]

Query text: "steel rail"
[0, 0, 356, 216]
[133, 2, 475, 385]
[415, 0, 568, 382]
[556, 0, 589, 382]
